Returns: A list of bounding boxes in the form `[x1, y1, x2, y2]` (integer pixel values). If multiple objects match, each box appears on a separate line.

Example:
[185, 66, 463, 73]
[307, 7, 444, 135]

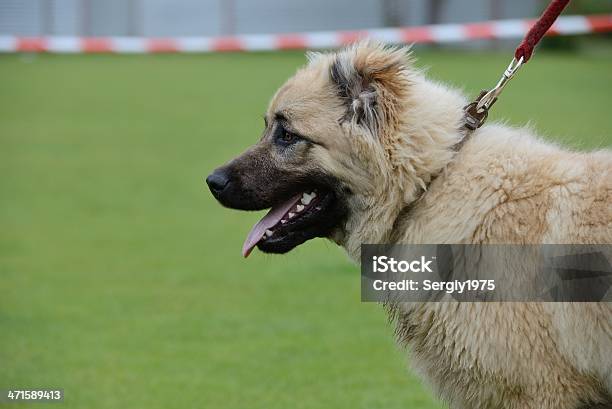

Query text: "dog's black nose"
[206, 169, 230, 195]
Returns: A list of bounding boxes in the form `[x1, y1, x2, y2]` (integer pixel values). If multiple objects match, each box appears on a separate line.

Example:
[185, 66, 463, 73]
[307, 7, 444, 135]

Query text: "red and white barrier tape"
[1, 14, 610, 53]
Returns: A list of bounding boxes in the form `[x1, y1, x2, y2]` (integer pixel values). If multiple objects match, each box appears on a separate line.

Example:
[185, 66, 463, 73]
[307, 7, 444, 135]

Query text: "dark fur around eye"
[273, 123, 300, 147]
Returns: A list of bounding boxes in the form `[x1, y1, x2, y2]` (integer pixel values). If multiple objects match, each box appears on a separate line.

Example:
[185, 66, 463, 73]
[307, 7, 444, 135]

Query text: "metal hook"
[476, 56, 524, 113]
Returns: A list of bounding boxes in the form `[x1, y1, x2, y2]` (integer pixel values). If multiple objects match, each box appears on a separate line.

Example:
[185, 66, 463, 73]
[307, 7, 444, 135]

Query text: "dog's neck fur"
[340, 76, 467, 261]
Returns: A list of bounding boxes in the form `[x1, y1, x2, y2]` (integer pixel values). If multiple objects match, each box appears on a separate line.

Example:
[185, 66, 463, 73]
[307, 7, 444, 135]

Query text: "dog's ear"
[330, 42, 411, 136]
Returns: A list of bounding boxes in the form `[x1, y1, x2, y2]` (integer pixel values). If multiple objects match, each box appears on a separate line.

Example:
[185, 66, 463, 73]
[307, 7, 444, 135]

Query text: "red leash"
[462, 0, 571, 133]
[516, 0, 571, 62]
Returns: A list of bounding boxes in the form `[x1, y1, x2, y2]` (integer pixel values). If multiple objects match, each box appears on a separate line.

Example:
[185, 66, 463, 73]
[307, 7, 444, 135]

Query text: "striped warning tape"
[0, 14, 609, 54]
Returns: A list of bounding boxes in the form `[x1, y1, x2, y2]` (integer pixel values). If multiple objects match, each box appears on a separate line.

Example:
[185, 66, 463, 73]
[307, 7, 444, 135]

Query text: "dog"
[207, 42, 612, 409]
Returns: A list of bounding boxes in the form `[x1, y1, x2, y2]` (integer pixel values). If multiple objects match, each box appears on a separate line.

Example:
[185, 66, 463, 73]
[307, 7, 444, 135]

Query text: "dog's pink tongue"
[242, 195, 301, 258]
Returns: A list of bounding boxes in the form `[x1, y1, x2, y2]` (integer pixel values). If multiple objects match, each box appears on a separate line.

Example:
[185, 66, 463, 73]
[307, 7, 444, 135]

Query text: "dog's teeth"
[315, 206, 322, 211]
[301, 192, 315, 205]
[296, 204, 304, 212]
[281, 219, 287, 224]
[288, 212, 295, 218]
[265, 229, 273, 236]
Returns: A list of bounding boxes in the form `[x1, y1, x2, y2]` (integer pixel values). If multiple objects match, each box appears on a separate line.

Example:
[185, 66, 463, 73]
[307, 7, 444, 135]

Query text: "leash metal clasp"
[463, 56, 524, 132]
[476, 56, 524, 113]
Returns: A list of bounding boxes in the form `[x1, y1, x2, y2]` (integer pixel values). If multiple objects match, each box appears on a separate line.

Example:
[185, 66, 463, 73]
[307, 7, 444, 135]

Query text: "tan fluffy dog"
[207, 42, 612, 408]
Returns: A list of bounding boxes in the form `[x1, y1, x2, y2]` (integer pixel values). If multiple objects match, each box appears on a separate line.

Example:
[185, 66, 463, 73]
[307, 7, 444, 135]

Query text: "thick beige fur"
[267, 42, 612, 408]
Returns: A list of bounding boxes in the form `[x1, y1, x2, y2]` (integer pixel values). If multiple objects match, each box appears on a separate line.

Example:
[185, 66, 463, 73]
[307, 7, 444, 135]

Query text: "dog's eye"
[277, 129, 298, 146]
[282, 131, 296, 143]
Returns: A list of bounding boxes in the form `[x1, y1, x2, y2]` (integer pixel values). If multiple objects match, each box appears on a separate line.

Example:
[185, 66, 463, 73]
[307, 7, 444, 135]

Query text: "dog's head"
[207, 42, 461, 257]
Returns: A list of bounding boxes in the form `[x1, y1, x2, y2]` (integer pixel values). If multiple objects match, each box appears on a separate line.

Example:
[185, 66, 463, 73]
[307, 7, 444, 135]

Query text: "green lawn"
[0, 49, 611, 409]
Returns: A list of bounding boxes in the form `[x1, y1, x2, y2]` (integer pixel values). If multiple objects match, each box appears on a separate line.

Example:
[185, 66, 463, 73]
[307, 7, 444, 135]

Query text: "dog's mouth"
[242, 189, 337, 257]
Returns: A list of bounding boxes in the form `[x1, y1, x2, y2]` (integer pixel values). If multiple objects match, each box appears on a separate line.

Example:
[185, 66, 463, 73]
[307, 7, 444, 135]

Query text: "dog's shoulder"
[397, 124, 611, 244]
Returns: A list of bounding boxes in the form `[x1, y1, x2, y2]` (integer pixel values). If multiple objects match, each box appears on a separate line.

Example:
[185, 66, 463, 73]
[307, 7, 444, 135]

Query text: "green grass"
[0, 49, 611, 409]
